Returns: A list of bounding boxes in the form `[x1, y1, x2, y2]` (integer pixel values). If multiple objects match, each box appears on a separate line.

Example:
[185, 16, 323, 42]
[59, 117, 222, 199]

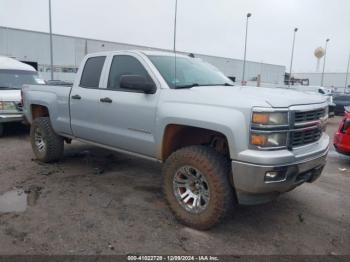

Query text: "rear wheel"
[163, 145, 236, 230]
[30, 117, 64, 162]
[0, 124, 3, 137]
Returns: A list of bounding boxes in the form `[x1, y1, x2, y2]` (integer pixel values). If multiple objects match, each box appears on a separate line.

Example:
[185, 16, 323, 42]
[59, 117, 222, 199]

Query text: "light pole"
[172, 0, 178, 88]
[321, 38, 330, 87]
[288, 28, 298, 87]
[173, 0, 178, 53]
[345, 52, 350, 93]
[48, 0, 54, 80]
[242, 13, 252, 86]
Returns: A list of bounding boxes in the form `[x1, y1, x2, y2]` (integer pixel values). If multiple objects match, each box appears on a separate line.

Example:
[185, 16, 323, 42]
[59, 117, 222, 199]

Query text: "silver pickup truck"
[22, 50, 329, 229]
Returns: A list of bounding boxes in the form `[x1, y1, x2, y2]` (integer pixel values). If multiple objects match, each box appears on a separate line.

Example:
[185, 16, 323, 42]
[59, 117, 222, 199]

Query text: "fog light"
[264, 170, 287, 183]
[265, 172, 278, 178]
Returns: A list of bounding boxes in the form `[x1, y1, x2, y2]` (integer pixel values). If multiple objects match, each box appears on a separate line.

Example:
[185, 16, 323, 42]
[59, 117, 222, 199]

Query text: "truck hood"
[166, 85, 327, 109]
[0, 89, 21, 102]
[230, 86, 327, 107]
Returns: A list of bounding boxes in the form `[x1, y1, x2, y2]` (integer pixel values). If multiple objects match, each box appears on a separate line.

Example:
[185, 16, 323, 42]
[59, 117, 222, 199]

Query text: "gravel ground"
[0, 117, 349, 255]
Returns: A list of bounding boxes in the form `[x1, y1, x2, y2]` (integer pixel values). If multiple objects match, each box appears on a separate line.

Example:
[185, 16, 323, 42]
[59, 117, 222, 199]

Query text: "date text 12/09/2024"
[127, 255, 220, 261]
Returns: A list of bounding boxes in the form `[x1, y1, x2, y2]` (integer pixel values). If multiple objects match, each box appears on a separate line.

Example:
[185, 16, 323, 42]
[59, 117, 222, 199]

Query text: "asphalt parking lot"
[0, 117, 349, 255]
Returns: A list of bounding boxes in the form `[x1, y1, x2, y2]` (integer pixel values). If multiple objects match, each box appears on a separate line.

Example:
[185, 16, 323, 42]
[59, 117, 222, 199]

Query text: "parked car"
[22, 51, 329, 229]
[292, 85, 335, 117]
[334, 106, 350, 155]
[333, 95, 350, 115]
[0, 56, 44, 136]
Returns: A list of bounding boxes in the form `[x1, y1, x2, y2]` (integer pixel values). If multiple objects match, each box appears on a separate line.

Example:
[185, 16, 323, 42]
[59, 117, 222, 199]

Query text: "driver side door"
[96, 54, 160, 158]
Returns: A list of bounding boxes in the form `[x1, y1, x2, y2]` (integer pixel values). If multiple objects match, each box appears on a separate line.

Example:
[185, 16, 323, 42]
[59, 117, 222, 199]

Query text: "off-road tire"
[30, 117, 64, 163]
[163, 145, 236, 230]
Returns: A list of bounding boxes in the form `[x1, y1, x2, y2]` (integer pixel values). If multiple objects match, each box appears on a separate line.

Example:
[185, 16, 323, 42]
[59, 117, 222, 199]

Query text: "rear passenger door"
[70, 55, 106, 141]
[96, 54, 160, 157]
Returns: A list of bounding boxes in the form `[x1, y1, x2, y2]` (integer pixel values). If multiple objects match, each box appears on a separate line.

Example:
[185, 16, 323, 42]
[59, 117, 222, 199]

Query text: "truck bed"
[22, 84, 73, 136]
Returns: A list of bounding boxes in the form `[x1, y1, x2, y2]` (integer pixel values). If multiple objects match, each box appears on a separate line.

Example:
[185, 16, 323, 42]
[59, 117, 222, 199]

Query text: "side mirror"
[120, 75, 156, 94]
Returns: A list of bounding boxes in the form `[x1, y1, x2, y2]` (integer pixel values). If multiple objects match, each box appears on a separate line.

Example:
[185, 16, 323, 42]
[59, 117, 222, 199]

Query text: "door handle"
[71, 94, 81, 100]
[100, 97, 113, 103]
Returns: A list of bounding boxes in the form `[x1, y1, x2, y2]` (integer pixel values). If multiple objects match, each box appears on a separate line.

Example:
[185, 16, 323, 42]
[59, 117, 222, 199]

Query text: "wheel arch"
[31, 104, 50, 120]
[159, 123, 233, 161]
[155, 103, 248, 161]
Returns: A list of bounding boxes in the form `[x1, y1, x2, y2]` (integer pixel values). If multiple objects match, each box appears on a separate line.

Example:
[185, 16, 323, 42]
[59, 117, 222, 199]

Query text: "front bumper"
[0, 113, 24, 123]
[231, 140, 329, 205]
[334, 131, 350, 155]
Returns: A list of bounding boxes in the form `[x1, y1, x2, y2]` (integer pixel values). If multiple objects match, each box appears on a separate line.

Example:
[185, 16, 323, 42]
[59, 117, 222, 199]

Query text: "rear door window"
[80, 56, 106, 88]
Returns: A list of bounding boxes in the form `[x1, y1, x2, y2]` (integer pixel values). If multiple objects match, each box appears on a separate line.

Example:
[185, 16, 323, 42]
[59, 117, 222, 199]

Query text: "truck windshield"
[148, 55, 234, 89]
[0, 70, 44, 90]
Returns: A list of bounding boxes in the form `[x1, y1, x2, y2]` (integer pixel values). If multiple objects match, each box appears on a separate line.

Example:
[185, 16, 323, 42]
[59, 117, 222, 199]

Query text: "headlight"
[250, 132, 287, 148]
[252, 112, 288, 125]
[251, 109, 289, 149]
[0, 101, 17, 111]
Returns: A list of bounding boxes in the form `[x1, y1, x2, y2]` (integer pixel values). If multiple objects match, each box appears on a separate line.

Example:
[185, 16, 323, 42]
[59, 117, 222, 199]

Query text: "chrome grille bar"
[290, 107, 326, 148]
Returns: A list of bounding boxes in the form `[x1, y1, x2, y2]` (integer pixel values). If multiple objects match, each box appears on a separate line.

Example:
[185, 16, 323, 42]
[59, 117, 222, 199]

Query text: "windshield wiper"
[204, 83, 234, 86]
[174, 83, 200, 89]
[174, 82, 234, 89]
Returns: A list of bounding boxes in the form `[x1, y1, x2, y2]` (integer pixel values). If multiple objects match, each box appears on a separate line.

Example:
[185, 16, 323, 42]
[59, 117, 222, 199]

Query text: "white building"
[0, 26, 286, 85]
[293, 72, 350, 92]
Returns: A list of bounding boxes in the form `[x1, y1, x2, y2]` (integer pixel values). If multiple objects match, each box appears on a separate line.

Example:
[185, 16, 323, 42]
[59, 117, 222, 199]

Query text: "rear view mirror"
[120, 75, 156, 94]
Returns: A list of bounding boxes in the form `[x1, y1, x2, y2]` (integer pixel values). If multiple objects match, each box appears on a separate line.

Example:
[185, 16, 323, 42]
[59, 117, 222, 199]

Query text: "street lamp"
[288, 28, 298, 87]
[173, 0, 178, 53]
[345, 52, 350, 93]
[242, 13, 252, 86]
[48, 0, 54, 80]
[320, 38, 330, 87]
[173, 0, 178, 88]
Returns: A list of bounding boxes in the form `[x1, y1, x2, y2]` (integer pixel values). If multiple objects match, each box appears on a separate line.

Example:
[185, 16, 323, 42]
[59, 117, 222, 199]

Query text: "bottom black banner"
[0, 255, 349, 262]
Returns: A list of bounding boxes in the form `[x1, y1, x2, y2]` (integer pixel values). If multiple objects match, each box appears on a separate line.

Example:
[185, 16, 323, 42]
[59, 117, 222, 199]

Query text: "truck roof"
[0, 56, 36, 71]
[85, 50, 189, 58]
[139, 50, 188, 57]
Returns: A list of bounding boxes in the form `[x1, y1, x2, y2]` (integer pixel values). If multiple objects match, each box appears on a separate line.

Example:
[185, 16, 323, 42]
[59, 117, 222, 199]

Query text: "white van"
[0, 56, 44, 136]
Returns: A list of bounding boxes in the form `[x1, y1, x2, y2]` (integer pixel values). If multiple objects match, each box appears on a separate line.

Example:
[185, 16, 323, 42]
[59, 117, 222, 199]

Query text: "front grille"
[290, 107, 326, 148]
[291, 128, 322, 147]
[294, 108, 325, 123]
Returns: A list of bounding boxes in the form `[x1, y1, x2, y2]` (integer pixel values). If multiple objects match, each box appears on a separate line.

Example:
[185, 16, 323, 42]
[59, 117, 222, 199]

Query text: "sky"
[0, 0, 350, 72]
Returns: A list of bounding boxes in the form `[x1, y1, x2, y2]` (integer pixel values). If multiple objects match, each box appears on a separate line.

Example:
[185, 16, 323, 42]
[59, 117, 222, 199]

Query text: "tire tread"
[30, 117, 64, 162]
[163, 145, 236, 230]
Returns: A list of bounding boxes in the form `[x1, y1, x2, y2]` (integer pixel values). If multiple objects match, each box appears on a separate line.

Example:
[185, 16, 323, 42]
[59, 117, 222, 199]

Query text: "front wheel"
[163, 146, 236, 230]
[30, 117, 64, 163]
